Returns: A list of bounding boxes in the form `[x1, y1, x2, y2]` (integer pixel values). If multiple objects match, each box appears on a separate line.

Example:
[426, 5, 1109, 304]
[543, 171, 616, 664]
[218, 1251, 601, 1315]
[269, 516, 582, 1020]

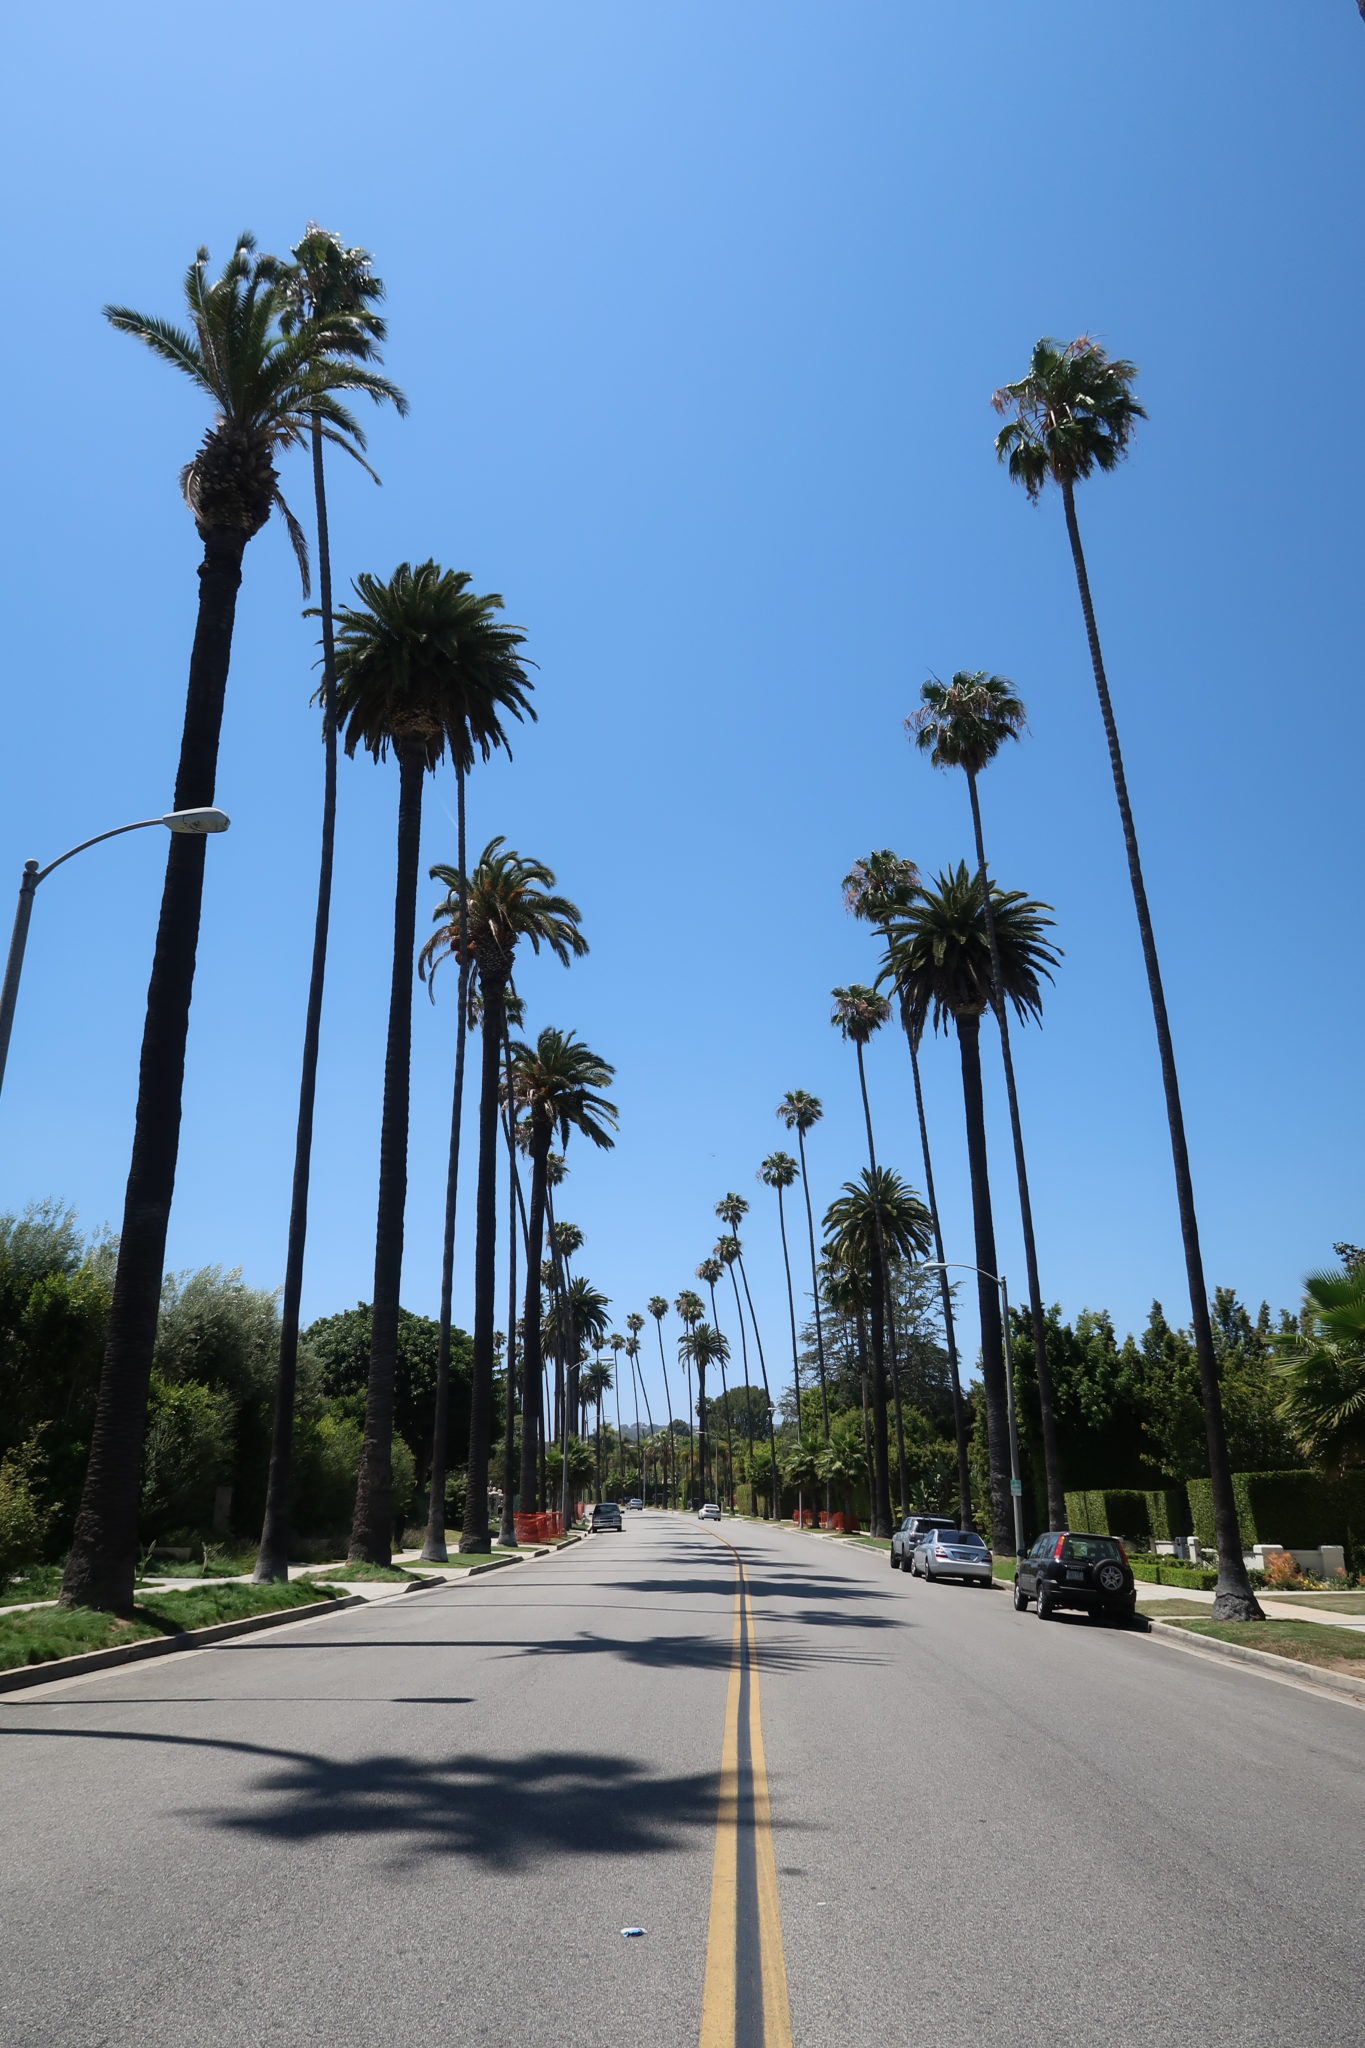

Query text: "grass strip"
[0, 1579, 342, 1673]
[305, 1562, 419, 1583]
[1, 1563, 64, 1608]
[1262, 1591, 1365, 1615]
[1159, 1616, 1365, 1671]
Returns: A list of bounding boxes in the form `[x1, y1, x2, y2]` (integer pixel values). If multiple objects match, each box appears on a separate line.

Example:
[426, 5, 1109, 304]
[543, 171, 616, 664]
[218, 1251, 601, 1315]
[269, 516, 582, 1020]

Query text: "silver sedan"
[910, 1529, 993, 1585]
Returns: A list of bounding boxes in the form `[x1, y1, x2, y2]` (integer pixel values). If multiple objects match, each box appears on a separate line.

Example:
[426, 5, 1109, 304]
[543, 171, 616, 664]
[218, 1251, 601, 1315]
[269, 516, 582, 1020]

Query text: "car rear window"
[1062, 1535, 1121, 1562]
[939, 1532, 986, 1548]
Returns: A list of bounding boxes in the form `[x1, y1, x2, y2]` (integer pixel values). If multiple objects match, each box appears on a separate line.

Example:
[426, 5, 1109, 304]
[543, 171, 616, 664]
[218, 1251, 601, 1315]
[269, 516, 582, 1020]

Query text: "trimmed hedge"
[1063, 1487, 1191, 1542]
[1188, 1470, 1365, 1560]
[1128, 1554, 1217, 1591]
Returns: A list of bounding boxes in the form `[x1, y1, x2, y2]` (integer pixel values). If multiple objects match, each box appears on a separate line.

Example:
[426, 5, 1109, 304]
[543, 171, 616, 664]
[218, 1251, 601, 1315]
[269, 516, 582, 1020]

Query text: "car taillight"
[1053, 1534, 1067, 1561]
[1118, 1543, 1128, 1563]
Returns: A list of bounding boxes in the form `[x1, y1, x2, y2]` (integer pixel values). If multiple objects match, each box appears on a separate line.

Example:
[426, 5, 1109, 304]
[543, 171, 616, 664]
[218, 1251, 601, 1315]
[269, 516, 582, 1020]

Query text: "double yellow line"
[698, 1533, 793, 2048]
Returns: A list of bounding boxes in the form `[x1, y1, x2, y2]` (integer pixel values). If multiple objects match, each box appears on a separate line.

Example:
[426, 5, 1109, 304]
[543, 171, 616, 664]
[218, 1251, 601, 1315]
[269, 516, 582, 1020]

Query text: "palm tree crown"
[908, 672, 1026, 779]
[716, 1192, 750, 1233]
[674, 1289, 704, 1328]
[424, 840, 586, 995]
[106, 233, 403, 573]
[842, 852, 920, 926]
[824, 1169, 932, 1277]
[509, 1029, 617, 1154]
[881, 864, 1059, 1037]
[759, 1152, 798, 1192]
[831, 984, 891, 1045]
[332, 563, 533, 774]
[647, 1296, 669, 1323]
[777, 1088, 823, 1136]
[991, 334, 1146, 502]
[1272, 1268, 1365, 1472]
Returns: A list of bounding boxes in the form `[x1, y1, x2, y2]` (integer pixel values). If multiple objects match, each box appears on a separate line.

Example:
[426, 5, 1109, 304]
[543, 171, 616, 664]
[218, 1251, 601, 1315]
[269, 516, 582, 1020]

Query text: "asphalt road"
[2, 1516, 1362, 2047]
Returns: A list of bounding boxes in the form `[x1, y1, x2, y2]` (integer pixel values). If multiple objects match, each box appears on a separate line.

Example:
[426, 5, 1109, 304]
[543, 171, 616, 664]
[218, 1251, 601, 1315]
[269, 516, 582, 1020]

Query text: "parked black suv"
[1014, 1530, 1136, 1622]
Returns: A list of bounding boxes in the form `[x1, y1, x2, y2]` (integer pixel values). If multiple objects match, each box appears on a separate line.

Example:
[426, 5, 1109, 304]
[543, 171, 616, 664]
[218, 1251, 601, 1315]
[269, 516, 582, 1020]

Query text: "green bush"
[1144, 1485, 1192, 1541]
[0, 1439, 48, 1586]
[139, 1376, 234, 1538]
[291, 1410, 363, 1537]
[1128, 1554, 1218, 1591]
[1063, 1488, 1151, 1540]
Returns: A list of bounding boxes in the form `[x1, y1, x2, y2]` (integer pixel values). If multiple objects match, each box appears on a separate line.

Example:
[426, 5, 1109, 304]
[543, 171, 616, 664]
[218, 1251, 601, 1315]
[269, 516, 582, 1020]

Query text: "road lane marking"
[698, 1532, 793, 2048]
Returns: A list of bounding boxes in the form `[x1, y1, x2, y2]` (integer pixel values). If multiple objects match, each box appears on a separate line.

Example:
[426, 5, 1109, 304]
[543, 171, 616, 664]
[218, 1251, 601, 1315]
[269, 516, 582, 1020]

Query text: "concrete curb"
[0, 1593, 364, 1696]
[1147, 1616, 1365, 1703]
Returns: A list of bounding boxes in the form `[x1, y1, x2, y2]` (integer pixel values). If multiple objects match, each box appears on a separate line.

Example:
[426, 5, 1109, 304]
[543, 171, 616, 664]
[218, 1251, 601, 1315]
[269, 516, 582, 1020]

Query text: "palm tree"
[1272, 1268, 1365, 1471]
[61, 237, 398, 1615]
[449, 844, 587, 1551]
[626, 1329, 653, 1499]
[674, 1289, 704, 1498]
[647, 1297, 677, 1503]
[609, 1334, 629, 1491]
[825, 1170, 932, 1537]
[908, 675, 1065, 1528]
[993, 335, 1262, 1616]
[777, 1090, 832, 1457]
[696, 1256, 736, 1508]
[256, 230, 406, 1585]
[841, 850, 972, 1530]
[830, 986, 911, 1516]
[581, 1355, 613, 1495]
[679, 1322, 729, 1505]
[713, 1237, 757, 1499]
[507, 1028, 616, 1522]
[716, 1195, 782, 1521]
[759, 1152, 803, 1438]
[550, 1215, 586, 1462]
[881, 864, 1059, 1553]
[320, 575, 532, 1567]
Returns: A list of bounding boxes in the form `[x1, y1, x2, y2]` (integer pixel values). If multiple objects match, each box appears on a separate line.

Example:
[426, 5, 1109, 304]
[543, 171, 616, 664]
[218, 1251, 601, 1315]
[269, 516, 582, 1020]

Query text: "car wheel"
[890, 1550, 901, 1570]
[924, 1565, 935, 1584]
[1013, 1580, 1027, 1612]
[1036, 1581, 1054, 1620]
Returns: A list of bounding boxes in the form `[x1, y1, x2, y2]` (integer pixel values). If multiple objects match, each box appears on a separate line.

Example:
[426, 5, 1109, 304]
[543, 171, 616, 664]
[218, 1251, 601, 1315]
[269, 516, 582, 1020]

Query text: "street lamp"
[0, 808, 231, 1099]
[921, 1260, 1026, 1557]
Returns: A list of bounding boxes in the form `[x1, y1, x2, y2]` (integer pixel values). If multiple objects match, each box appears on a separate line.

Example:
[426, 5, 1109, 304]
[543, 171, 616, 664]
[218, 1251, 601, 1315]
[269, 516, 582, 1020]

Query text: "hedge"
[1188, 1470, 1365, 1560]
[1063, 1487, 1190, 1541]
[1128, 1554, 1218, 1591]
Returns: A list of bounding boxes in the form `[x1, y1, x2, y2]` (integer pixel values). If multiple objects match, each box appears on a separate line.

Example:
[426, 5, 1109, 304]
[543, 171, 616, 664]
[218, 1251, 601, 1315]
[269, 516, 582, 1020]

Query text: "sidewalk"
[1134, 1582, 1365, 1633]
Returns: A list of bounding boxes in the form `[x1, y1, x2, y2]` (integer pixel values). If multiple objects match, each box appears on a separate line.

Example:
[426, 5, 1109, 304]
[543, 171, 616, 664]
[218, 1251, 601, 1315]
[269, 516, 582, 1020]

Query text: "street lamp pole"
[922, 1259, 1026, 1557]
[0, 808, 230, 1101]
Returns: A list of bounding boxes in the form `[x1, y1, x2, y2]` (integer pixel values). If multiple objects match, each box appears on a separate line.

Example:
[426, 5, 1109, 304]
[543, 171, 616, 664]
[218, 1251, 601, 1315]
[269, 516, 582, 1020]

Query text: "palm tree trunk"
[716, 1338, 737, 1510]
[855, 1311, 874, 1522]
[349, 742, 425, 1564]
[1060, 478, 1260, 1619]
[60, 527, 249, 1614]
[953, 1009, 1012, 1553]
[519, 1125, 550, 1516]
[653, 1318, 675, 1506]
[421, 766, 470, 1562]
[964, 769, 1065, 1529]
[775, 1186, 803, 1438]
[735, 1252, 782, 1525]
[459, 972, 505, 1553]
[683, 1358, 695, 1502]
[256, 421, 337, 1585]
[795, 1130, 831, 1444]
[498, 1033, 523, 1549]
[853, 1040, 899, 1530]
[696, 1360, 709, 1500]
[902, 1021, 973, 1531]
[882, 1271, 910, 1520]
[727, 1266, 758, 1503]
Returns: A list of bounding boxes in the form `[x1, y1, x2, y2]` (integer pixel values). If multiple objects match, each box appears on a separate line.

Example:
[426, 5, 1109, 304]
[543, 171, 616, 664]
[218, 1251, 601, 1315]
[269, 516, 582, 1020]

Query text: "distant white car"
[698, 1502, 722, 1521]
[625, 1497, 644, 1511]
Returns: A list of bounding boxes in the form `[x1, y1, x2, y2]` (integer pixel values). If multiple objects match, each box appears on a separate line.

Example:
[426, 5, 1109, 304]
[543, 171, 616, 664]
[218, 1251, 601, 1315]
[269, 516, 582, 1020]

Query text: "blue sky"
[3, 2, 1361, 1425]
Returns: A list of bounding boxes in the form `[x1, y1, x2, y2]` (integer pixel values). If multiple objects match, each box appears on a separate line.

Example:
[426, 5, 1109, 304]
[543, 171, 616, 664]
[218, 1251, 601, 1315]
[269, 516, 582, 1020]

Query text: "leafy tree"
[1272, 1267, 1365, 1471]
[63, 239, 399, 1617]
[908, 674, 1065, 1526]
[0, 1437, 50, 1585]
[880, 864, 1058, 1550]
[140, 1376, 235, 1539]
[300, 1303, 471, 1487]
[257, 229, 406, 1584]
[993, 335, 1261, 1619]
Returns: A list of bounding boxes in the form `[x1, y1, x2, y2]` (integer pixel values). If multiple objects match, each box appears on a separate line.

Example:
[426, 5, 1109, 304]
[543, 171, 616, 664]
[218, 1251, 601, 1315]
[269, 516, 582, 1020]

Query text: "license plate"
[1066, 1569, 1085, 1582]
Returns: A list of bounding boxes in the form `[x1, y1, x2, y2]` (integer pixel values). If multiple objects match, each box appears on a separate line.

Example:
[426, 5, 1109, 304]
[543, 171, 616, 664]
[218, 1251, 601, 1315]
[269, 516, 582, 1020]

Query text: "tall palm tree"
[842, 851, 972, 1530]
[777, 1089, 832, 1454]
[881, 865, 1059, 1552]
[696, 1256, 736, 1508]
[647, 1297, 677, 1503]
[674, 1289, 704, 1498]
[908, 674, 1065, 1528]
[447, 844, 587, 1551]
[550, 1215, 586, 1460]
[507, 1028, 616, 1522]
[825, 1170, 932, 1537]
[320, 575, 532, 1567]
[61, 237, 398, 1615]
[713, 1237, 757, 1497]
[257, 230, 406, 1584]
[716, 1195, 782, 1521]
[581, 1355, 613, 1495]
[498, 1039, 530, 1548]
[625, 1328, 653, 1499]
[759, 1152, 803, 1436]
[609, 1333, 629, 1491]
[995, 337, 1262, 1613]
[678, 1322, 729, 1505]
[830, 986, 910, 1516]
